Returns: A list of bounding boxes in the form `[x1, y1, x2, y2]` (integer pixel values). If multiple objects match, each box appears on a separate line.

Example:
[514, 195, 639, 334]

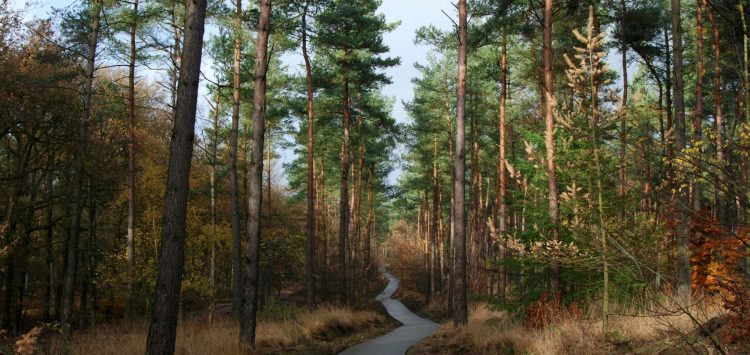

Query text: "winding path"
[340, 267, 439, 355]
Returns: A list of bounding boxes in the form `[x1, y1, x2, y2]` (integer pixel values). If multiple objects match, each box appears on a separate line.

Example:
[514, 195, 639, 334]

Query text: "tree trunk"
[365, 182, 374, 297]
[694, 0, 704, 212]
[240, 0, 271, 349]
[619, 0, 628, 204]
[339, 77, 351, 305]
[125, 0, 139, 321]
[209, 89, 220, 325]
[671, 0, 691, 304]
[431, 136, 439, 299]
[542, 0, 561, 297]
[453, 0, 468, 326]
[740, 2, 750, 225]
[44, 168, 54, 322]
[470, 97, 479, 289]
[665, 28, 673, 166]
[354, 94, 364, 304]
[230, 0, 243, 317]
[302, 1, 316, 310]
[266, 126, 272, 220]
[496, 32, 508, 302]
[61, 0, 102, 334]
[443, 80, 455, 312]
[144, 0, 207, 352]
[704, 1, 725, 223]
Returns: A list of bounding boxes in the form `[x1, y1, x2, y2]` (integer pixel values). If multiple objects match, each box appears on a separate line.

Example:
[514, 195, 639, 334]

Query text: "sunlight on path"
[339, 266, 439, 355]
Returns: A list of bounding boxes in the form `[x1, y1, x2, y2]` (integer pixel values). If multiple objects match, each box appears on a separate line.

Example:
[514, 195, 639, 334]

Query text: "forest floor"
[8, 303, 396, 354]
[6, 280, 399, 354]
[407, 298, 745, 354]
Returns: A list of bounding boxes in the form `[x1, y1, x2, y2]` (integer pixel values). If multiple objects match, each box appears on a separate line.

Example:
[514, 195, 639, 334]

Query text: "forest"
[1, 0, 749, 353]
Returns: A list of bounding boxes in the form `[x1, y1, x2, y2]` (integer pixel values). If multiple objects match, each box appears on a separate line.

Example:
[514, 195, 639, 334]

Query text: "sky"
[378, 0, 456, 184]
[279, 0, 457, 185]
[17, 0, 457, 186]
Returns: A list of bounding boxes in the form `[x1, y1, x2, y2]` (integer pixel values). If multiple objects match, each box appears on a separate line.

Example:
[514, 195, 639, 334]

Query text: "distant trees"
[60, 0, 102, 335]
[391, 0, 750, 338]
[315, 0, 399, 303]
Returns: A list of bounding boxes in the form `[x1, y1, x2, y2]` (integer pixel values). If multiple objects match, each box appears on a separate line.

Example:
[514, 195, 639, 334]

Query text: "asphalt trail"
[339, 267, 439, 355]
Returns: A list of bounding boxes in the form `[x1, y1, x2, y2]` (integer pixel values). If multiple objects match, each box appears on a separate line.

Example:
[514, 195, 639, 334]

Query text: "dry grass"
[60, 306, 384, 354]
[412, 299, 728, 355]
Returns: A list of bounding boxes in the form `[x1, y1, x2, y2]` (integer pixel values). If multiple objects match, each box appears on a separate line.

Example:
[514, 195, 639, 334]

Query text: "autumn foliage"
[523, 292, 581, 329]
[690, 212, 750, 342]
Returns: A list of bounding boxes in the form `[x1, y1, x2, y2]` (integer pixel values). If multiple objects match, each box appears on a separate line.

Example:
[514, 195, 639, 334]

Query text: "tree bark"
[430, 136, 439, 298]
[61, 0, 102, 334]
[665, 28, 674, 166]
[619, 0, 628, 203]
[354, 94, 365, 303]
[671, 0, 691, 304]
[542, 0, 561, 297]
[240, 0, 271, 349]
[209, 88, 220, 325]
[44, 167, 54, 322]
[704, 1, 725, 223]
[453, 0, 468, 326]
[230, 0, 243, 317]
[125, 0, 139, 321]
[302, 0, 316, 310]
[339, 77, 351, 304]
[496, 32, 508, 302]
[694, 0, 704, 212]
[144, 0, 207, 352]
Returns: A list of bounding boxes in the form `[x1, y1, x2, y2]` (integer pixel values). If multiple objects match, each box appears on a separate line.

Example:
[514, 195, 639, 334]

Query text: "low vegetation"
[11, 306, 390, 354]
[410, 299, 744, 354]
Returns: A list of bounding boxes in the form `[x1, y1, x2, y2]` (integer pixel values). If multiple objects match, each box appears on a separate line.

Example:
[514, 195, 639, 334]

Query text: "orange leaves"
[524, 292, 581, 329]
[690, 212, 750, 343]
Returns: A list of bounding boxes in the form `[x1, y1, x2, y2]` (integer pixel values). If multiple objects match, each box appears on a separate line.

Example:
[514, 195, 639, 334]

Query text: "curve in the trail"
[339, 267, 439, 355]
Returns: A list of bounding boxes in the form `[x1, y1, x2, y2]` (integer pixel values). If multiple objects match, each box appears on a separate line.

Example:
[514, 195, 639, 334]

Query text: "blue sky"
[17, 0, 456, 186]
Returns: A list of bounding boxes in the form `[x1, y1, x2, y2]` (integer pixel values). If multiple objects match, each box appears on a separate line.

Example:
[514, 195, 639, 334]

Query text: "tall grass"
[59, 306, 384, 354]
[413, 298, 727, 354]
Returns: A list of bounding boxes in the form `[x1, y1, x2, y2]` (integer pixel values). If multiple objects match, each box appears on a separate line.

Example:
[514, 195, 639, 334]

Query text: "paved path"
[340, 267, 439, 355]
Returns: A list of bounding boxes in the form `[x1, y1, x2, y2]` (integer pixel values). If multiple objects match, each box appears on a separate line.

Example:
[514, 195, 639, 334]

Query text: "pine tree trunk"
[443, 82, 455, 312]
[267, 127, 272, 220]
[453, 0, 468, 326]
[339, 77, 351, 305]
[665, 29, 674, 177]
[44, 168, 54, 322]
[740, 3, 750, 225]
[704, 1, 725, 223]
[354, 95, 364, 304]
[542, 0, 561, 297]
[144, 0, 207, 352]
[61, 0, 101, 334]
[240, 0, 271, 349]
[302, 1, 316, 310]
[470, 99, 479, 289]
[694, 0, 704, 212]
[431, 137, 439, 299]
[365, 183, 374, 297]
[209, 89, 220, 325]
[125, 0, 139, 321]
[230, 0, 243, 317]
[671, 0, 691, 304]
[497, 32, 508, 302]
[619, 0, 628, 206]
